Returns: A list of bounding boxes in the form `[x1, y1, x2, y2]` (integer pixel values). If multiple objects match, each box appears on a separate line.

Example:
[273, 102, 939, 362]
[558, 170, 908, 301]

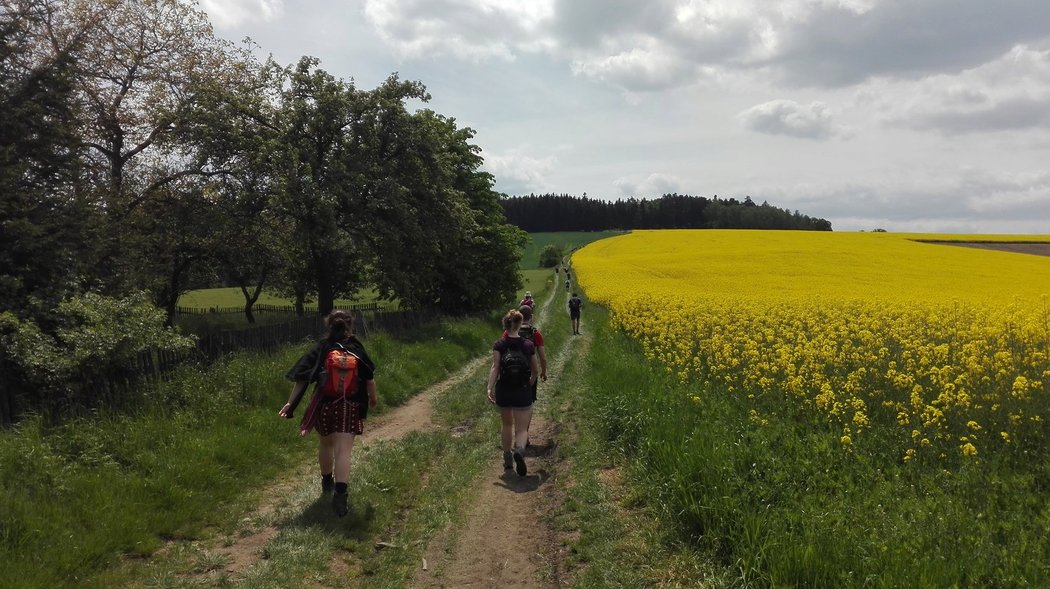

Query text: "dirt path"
[190, 355, 490, 582]
[411, 289, 587, 588]
[194, 283, 573, 585]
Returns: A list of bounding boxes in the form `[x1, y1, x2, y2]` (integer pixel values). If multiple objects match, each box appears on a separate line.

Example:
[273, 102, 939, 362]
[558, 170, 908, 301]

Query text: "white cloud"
[363, 0, 554, 60]
[200, 0, 284, 29]
[878, 46, 1050, 134]
[738, 99, 847, 139]
[570, 44, 693, 91]
[482, 150, 557, 194]
[613, 173, 683, 197]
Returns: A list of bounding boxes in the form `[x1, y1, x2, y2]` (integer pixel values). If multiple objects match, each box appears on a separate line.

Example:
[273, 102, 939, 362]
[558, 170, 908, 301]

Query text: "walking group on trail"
[277, 283, 579, 516]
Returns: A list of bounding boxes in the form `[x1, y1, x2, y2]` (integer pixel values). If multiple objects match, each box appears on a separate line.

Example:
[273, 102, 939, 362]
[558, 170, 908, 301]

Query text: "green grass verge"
[533, 298, 722, 588]
[0, 317, 495, 588]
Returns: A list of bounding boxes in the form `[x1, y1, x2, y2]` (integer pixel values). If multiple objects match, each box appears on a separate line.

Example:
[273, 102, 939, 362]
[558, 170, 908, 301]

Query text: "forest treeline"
[0, 0, 523, 419]
[501, 193, 833, 232]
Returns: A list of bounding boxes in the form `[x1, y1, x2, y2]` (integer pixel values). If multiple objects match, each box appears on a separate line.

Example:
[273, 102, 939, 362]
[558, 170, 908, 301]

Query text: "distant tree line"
[501, 193, 833, 232]
[0, 0, 524, 418]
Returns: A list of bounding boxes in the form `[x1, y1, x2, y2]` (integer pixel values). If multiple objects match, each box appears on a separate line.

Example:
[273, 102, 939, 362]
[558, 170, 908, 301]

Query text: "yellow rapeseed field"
[574, 230, 1050, 462]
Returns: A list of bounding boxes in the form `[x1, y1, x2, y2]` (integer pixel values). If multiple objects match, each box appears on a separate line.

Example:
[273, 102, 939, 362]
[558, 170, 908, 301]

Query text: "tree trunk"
[240, 284, 263, 324]
[317, 279, 335, 317]
[294, 288, 306, 317]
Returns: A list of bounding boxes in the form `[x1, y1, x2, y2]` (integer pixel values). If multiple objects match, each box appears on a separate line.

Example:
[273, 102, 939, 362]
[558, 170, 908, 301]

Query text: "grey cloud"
[550, 0, 676, 49]
[363, 0, 536, 59]
[904, 95, 1050, 134]
[739, 100, 843, 140]
[613, 173, 682, 197]
[764, 170, 1050, 229]
[770, 0, 1050, 87]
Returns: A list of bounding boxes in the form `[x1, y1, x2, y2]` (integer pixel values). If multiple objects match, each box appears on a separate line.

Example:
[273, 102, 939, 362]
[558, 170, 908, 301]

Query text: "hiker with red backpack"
[280, 309, 377, 517]
[487, 309, 539, 476]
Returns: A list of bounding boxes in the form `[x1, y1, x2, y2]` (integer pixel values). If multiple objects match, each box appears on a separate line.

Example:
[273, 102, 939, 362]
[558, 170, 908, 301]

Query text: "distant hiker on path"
[487, 309, 539, 476]
[280, 309, 378, 517]
[568, 293, 583, 335]
[519, 290, 535, 309]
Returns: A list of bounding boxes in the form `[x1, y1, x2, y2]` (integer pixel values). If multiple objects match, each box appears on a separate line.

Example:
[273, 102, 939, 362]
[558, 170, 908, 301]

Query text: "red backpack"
[318, 343, 360, 399]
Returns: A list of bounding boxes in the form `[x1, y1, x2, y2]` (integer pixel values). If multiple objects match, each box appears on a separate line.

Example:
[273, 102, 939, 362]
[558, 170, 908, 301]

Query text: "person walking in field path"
[487, 309, 539, 476]
[568, 292, 583, 335]
[280, 309, 378, 517]
[500, 305, 547, 447]
[519, 290, 535, 309]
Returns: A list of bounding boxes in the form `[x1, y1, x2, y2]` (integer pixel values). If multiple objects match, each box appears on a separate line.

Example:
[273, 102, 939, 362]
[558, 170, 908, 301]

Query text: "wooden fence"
[175, 302, 381, 315]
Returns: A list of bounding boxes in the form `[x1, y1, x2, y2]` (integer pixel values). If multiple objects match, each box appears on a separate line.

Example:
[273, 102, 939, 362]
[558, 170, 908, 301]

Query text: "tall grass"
[0, 317, 496, 588]
[579, 306, 1050, 588]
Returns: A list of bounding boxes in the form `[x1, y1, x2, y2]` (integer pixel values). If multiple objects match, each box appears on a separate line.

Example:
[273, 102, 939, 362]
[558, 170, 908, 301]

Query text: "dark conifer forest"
[500, 193, 832, 232]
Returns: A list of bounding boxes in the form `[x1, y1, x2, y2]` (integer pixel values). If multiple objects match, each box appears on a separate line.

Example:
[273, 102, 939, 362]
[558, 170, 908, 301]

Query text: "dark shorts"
[570, 311, 580, 319]
[316, 397, 364, 436]
[495, 380, 533, 408]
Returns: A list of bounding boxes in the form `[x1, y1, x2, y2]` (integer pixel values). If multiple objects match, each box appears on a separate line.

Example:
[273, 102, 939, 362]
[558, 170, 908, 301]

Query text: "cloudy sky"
[201, 0, 1050, 233]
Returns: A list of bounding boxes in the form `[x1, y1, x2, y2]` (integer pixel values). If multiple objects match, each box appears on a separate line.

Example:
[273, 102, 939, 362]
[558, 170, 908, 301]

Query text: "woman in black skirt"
[280, 310, 377, 517]
[486, 309, 538, 476]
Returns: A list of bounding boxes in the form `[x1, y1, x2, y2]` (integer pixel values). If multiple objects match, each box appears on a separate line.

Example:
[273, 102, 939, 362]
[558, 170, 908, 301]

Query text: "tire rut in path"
[412, 290, 589, 588]
[179, 354, 490, 584]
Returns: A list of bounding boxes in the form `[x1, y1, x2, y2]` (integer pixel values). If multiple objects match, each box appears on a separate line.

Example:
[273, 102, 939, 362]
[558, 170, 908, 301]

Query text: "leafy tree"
[364, 108, 525, 312]
[65, 0, 240, 294]
[266, 57, 373, 316]
[539, 244, 563, 268]
[0, 0, 93, 319]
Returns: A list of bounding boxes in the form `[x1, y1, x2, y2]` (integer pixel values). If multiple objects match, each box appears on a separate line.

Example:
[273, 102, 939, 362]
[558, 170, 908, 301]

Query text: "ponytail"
[501, 308, 523, 332]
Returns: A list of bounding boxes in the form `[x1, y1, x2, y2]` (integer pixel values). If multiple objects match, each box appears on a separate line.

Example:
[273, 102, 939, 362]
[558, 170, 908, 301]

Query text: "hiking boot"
[513, 448, 527, 477]
[321, 474, 334, 494]
[333, 491, 349, 517]
[503, 450, 514, 471]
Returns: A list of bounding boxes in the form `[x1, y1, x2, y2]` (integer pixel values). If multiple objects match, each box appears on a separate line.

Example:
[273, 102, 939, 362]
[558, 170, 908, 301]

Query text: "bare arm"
[366, 379, 378, 408]
[279, 381, 307, 417]
[487, 350, 501, 403]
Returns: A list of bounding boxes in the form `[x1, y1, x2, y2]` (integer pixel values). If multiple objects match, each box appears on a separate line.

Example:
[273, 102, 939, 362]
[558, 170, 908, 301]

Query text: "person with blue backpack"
[487, 308, 539, 476]
[279, 309, 377, 517]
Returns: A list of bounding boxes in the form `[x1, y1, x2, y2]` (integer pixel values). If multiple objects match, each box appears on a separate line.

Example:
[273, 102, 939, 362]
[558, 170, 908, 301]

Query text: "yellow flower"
[960, 442, 978, 457]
